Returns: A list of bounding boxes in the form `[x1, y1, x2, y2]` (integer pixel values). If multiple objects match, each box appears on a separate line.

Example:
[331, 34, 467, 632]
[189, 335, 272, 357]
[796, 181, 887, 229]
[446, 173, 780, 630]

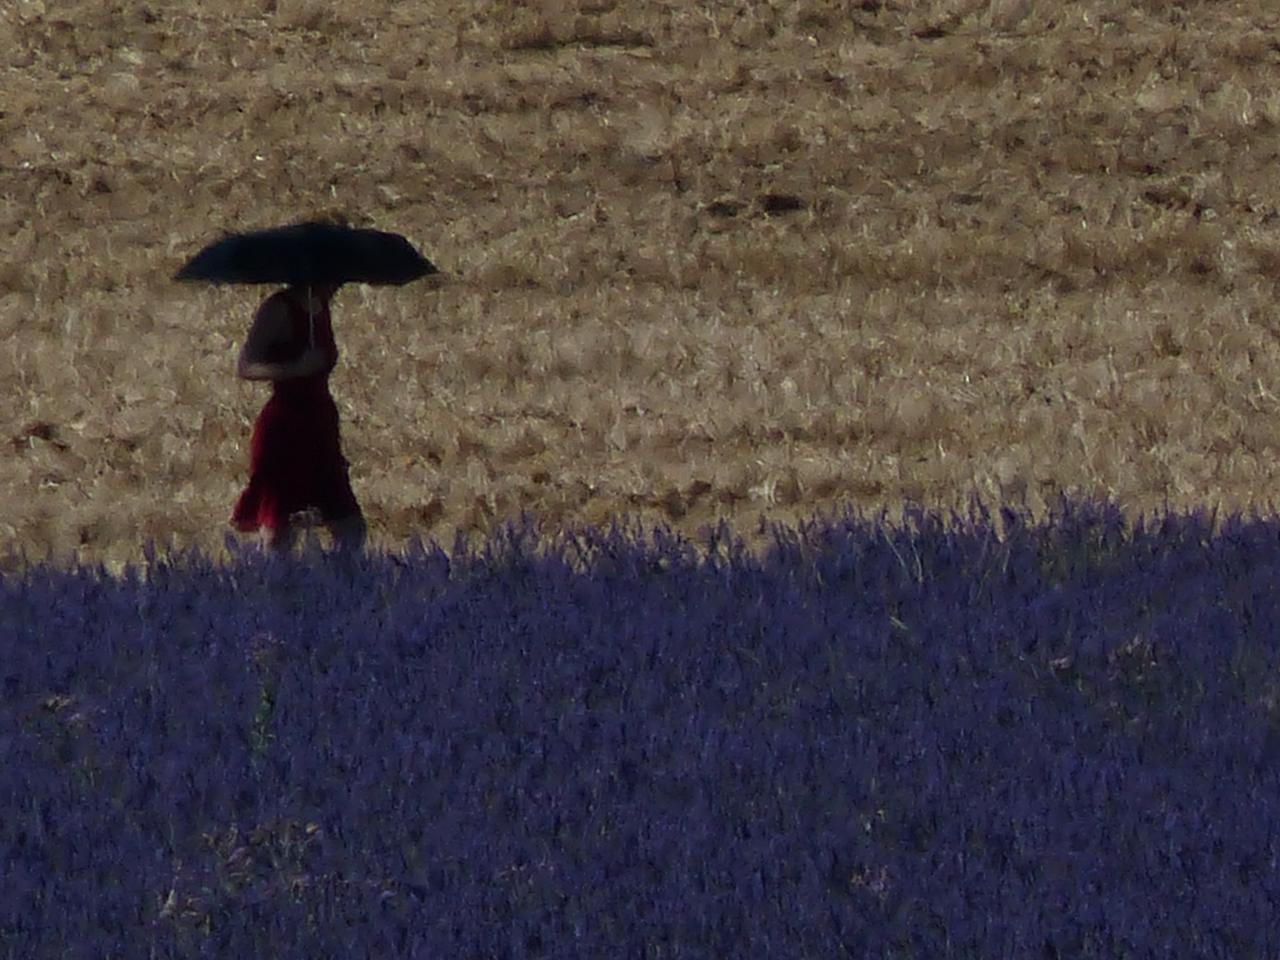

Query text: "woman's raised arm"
[236, 296, 327, 381]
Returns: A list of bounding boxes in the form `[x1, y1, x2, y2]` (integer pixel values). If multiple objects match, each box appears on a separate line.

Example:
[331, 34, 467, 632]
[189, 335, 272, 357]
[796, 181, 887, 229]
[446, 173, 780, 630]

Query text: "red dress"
[231, 290, 361, 535]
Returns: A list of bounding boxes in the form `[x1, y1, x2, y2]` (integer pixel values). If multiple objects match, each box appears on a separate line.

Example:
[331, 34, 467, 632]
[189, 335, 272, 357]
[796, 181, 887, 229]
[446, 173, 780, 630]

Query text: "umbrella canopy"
[174, 221, 437, 286]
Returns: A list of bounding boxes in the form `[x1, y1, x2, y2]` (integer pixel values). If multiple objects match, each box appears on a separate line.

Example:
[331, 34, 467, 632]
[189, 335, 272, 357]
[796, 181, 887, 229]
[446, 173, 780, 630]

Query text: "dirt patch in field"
[5, 0, 1280, 567]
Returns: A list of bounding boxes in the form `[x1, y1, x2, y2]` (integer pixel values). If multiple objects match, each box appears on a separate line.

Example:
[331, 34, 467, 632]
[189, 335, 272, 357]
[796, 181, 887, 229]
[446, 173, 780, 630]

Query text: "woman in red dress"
[231, 284, 366, 553]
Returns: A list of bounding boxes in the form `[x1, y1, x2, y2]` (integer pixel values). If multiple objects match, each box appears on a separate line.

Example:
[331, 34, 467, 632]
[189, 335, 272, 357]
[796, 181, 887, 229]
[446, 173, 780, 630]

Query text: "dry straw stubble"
[5, 0, 1280, 568]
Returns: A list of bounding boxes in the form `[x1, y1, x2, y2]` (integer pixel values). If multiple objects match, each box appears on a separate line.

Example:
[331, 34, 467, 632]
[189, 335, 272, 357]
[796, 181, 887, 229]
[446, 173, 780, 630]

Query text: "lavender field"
[5, 500, 1280, 958]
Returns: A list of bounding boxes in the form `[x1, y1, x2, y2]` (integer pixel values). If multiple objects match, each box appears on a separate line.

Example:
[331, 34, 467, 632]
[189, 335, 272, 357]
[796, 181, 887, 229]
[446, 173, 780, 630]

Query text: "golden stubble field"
[5, 0, 1280, 568]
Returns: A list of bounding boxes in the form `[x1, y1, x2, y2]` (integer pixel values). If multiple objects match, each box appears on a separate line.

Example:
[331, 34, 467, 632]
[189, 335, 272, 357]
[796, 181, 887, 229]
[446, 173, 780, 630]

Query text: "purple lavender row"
[3, 499, 1277, 958]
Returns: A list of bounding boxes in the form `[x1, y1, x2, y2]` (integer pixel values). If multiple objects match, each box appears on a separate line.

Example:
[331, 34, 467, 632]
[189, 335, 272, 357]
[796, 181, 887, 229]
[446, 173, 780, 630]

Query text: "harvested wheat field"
[6, 0, 1280, 568]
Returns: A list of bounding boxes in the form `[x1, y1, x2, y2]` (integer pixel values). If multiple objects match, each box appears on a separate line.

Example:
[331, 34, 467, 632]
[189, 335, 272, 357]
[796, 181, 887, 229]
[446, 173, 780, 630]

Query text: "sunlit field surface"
[6, 1, 1280, 566]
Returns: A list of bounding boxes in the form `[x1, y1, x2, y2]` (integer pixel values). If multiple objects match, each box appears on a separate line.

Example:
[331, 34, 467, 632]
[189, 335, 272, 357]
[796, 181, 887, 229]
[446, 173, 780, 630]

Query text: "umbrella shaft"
[307, 285, 316, 348]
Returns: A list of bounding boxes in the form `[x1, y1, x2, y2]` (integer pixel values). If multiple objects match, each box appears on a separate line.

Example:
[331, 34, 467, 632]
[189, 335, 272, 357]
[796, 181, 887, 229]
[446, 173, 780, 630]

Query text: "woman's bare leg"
[262, 522, 296, 554]
[328, 512, 366, 553]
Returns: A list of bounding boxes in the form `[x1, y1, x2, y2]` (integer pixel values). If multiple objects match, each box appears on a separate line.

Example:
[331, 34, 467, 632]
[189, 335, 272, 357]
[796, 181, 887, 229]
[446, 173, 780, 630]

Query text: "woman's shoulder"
[242, 292, 299, 354]
[256, 289, 299, 319]
[255, 290, 312, 336]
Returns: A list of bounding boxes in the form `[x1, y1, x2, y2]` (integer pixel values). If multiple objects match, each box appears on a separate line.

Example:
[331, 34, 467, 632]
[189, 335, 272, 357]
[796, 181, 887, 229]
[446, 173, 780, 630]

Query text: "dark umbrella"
[174, 221, 437, 286]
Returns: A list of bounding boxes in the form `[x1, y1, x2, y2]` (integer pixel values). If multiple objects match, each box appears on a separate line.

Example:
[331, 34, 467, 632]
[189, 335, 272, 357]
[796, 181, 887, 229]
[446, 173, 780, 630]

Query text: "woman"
[231, 283, 367, 553]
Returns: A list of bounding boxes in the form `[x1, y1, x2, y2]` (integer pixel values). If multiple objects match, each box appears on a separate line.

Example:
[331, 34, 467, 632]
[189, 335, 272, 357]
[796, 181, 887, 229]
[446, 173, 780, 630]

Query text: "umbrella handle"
[306, 285, 316, 349]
